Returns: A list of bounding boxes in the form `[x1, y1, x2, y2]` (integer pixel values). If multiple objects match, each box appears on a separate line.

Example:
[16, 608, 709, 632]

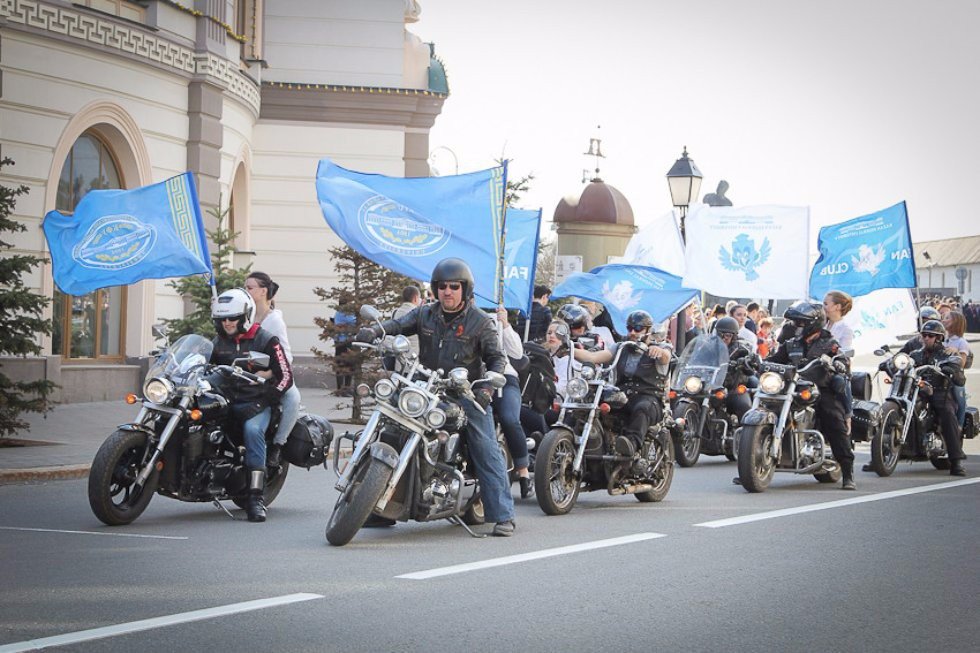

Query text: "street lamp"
[428, 146, 459, 176]
[665, 146, 703, 351]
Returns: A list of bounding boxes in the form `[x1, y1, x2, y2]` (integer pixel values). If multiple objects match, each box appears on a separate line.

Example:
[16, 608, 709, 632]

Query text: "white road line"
[0, 526, 188, 540]
[0, 593, 323, 653]
[397, 532, 666, 580]
[695, 478, 980, 529]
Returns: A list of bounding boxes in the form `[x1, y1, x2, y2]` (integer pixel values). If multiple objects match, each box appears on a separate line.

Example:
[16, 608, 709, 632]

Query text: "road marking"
[695, 478, 980, 529]
[0, 526, 188, 540]
[397, 532, 666, 580]
[0, 593, 323, 653]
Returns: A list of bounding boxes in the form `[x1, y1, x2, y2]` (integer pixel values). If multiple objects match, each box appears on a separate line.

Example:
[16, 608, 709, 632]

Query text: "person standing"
[493, 306, 534, 498]
[728, 304, 758, 353]
[393, 285, 422, 354]
[332, 292, 356, 395]
[516, 285, 553, 342]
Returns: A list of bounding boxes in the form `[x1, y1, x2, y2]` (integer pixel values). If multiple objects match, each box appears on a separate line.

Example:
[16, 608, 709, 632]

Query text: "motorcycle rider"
[573, 310, 672, 458]
[907, 320, 967, 476]
[713, 317, 756, 421]
[557, 303, 607, 350]
[210, 288, 294, 522]
[899, 306, 942, 354]
[764, 301, 856, 490]
[355, 258, 518, 536]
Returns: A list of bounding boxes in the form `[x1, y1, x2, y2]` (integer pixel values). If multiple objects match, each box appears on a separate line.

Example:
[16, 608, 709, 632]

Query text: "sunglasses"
[627, 325, 647, 332]
[437, 282, 462, 291]
[922, 333, 939, 339]
[221, 317, 239, 323]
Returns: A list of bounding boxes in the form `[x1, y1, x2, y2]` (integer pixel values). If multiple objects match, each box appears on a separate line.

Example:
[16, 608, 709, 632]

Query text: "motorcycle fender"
[741, 409, 775, 427]
[369, 441, 400, 470]
[116, 423, 155, 437]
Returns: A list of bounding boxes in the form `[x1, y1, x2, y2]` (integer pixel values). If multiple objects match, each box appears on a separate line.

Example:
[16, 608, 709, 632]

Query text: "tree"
[313, 245, 414, 422]
[162, 201, 251, 340]
[0, 158, 56, 439]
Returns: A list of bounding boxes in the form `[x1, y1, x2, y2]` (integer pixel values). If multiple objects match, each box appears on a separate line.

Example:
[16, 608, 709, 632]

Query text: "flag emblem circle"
[71, 215, 157, 270]
[358, 196, 450, 257]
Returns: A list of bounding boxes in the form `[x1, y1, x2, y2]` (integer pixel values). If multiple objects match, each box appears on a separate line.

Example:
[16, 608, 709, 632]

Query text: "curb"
[0, 464, 90, 484]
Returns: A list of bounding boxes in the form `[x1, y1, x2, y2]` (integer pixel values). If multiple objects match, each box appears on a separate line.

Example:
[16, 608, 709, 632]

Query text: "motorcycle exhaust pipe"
[609, 483, 654, 496]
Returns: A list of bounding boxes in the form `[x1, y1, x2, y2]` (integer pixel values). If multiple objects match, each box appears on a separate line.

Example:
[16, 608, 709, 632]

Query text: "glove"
[832, 358, 849, 374]
[474, 387, 493, 409]
[355, 327, 378, 343]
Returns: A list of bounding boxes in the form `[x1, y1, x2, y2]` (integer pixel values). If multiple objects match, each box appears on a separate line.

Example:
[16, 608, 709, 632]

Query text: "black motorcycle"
[533, 339, 675, 515]
[88, 334, 331, 525]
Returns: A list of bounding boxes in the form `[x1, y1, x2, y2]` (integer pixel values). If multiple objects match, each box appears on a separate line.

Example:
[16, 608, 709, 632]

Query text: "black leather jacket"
[767, 329, 841, 391]
[379, 301, 507, 382]
[910, 345, 966, 389]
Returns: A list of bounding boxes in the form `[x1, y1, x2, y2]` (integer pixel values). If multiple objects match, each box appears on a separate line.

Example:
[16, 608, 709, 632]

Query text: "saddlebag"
[283, 414, 333, 468]
[850, 372, 872, 402]
[851, 400, 881, 442]
[964, 407, 979, 440]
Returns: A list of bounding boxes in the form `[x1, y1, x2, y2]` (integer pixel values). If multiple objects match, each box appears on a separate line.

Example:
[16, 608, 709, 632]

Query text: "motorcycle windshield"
[146, 334, 213, 390]
[673, 334, 730, 389]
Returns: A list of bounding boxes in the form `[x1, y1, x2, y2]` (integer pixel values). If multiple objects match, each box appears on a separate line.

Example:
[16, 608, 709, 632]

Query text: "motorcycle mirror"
[359, 305, 382, 322]
[879, 344, 891, 353]
[151, 323, 169, 340]
[248, 352, 271, 370]
[485, 371, 507, 389]
[873, 349, 885, 357]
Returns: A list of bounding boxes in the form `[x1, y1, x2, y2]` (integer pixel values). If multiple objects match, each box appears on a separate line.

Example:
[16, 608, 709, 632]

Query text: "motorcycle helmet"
[920, 319, 947, 343]
[714, 316, 739, 337]
[918, 306, 940, 328]
[783, 301, 826, 339]
[212, 288, 255, 337]
[430, 257, 475, 300]
[556, 304, 590, 331]
[625, 310, 654, 333]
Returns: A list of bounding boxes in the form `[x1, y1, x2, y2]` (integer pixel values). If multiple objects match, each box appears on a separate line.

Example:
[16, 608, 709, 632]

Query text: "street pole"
[676, 205, 688, 353]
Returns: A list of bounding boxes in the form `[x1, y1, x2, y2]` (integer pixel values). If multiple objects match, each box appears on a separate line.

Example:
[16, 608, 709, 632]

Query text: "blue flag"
[476, 207, 541, 315]
[43, 172, 212, 296]
[808, 201, 915, 299]
[552, 264, 699, 333]
[315, 159, 506, 304]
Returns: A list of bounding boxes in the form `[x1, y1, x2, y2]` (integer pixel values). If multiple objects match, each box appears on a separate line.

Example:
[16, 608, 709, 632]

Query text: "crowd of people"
[916, 294, 980, 333]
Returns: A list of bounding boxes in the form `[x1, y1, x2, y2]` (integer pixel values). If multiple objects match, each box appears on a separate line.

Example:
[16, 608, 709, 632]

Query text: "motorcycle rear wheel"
[325, 447, 395, 546]
[671, 404, 702, 467]
[231, 462, 290, 510]
[636, 435, 674, 502]
[88, 429, 159, 526]
[870, 403, 902, 477]
[534, 430, 580, 515]
[736, 424, 776, 493]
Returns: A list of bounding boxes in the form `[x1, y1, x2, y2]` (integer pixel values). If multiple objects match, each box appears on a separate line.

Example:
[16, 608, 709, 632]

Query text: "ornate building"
[554, 178, 637, 273]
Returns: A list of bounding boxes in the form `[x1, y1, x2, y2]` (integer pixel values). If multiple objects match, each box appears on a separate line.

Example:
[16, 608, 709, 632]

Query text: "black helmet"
[920, 319, 947, 342]
[430, 257, 475, 300]
[783, 301, 826, 338]
[714, 316, 739, 336]
[918, 306, 940, 328]
[626, 310, 653, 333]
[556, 304, 590, 330]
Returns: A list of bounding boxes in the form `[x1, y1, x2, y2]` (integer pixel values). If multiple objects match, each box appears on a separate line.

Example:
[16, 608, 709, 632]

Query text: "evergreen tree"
[162, 201, 251, 339]
[0, 158, 56, 439]
[313, 245, 414, 422]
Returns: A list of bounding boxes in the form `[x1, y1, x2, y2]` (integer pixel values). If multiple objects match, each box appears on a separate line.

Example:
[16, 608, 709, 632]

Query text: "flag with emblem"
[42, 172, 212, 296]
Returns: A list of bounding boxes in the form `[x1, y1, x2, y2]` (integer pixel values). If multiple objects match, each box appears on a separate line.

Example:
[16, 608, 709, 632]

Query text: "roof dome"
[553, 179, 634, 227]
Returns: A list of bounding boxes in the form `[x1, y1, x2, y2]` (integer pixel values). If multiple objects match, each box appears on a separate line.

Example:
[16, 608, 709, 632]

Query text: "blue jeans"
[273, 385, 302, 445]
[492, 375, 529, 469]
[953, 385, 967, 427]
[460, 397, 515, 523]
[243, 407, 271, 469]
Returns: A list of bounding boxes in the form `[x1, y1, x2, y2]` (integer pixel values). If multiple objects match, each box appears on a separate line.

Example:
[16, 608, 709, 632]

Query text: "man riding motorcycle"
[557, 303, 607, 349]
[210, 288, 293, 522]
[713, 316, 757, 421]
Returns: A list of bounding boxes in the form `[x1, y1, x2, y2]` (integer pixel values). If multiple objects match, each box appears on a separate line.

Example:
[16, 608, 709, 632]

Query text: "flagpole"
[497, 160, 509, 308]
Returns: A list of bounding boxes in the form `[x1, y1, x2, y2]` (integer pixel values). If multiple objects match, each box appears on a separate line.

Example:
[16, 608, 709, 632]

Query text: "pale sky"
[411, 0, 979, 245]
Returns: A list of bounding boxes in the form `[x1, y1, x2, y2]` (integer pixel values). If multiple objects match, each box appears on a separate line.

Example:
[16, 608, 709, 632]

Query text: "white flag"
[682, 204, 809, 299]
[843, 287, 917, 355]
[617, 210, 686, 276]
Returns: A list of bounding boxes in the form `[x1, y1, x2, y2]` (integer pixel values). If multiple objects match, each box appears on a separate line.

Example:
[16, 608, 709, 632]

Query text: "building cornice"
[259, 82, 446, 129]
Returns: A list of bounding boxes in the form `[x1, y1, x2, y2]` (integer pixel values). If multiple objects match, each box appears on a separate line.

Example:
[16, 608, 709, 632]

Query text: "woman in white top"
[494, 306, 533, 497]
[823, 290, 855, 353]
[246, 272, 302, 466]
[943, 310, 971, 426]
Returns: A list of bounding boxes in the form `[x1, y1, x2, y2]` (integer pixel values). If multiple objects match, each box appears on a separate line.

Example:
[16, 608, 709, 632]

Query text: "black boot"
[615, 435, 637, 457]
[267, 443, 282, 468]
[950, 460, 966, 477]
[247, 469, 267, 522]
[519, 476, 535, 499]
[841, 462, 856, 490]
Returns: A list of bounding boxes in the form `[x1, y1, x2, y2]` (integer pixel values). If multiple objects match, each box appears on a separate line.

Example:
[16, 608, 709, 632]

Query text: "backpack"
[519, 341, 557, 413]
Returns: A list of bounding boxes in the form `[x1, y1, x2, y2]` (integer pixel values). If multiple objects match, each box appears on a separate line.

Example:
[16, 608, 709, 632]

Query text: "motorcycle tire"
[325, 448, 395, 546]
[870, 403, 903, 477]
[671, 403, 702, 468]
[534, 429, 580, 515]
[88, 429, 160, 526]
[736, 424, 776, 493]
[636, 435, 674, 503]
[231, 462, 290, 511]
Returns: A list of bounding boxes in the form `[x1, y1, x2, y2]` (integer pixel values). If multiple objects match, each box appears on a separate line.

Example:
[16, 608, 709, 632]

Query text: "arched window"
[51, 132, 126, 360]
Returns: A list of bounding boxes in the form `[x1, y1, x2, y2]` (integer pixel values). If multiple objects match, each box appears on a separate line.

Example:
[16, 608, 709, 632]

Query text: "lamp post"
[428, 146, 459, 176]
[666, 146, 703, 351]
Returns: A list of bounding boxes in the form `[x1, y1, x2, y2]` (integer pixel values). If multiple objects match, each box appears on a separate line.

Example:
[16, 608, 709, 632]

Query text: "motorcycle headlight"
[425, 407, 447, 429]
[143, 377, 174, 404]
[398, 388, 428, 418]
[759, 371, 786, 395]
[893, 353, 912, 371]
[580, 365, 596, 381]
[683, 376, 704, 394]
[374, 378, 396, 399]
[567, 377, 589, 401]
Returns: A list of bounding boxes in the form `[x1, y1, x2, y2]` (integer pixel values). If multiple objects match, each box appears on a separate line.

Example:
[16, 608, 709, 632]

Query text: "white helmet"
[212, 288, 255, 336]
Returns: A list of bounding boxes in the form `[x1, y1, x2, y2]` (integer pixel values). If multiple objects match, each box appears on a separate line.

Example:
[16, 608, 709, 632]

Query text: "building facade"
[0, 0, 446, 401]
[914, 236, 980, 303]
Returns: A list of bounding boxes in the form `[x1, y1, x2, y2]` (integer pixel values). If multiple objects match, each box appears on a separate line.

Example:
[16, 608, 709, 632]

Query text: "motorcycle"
[533, 339, 675, 515]
[864, 345, 977, 476]
[669, 334, 752, 466]
[734, 356, 843, 492]
[325, 306, 508, 546]
[88, 333, 332, 525]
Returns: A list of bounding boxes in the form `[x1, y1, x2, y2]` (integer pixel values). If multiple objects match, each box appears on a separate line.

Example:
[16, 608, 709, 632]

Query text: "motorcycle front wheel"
[636, 434, 674, 503]
[88, 429, 160, 526]
[534, 429, 580, 515]
[325, 446, 395, 546]
[870, 403, 903, 477]
[736, 424, 776, 493]
[671, 403, 702, 467]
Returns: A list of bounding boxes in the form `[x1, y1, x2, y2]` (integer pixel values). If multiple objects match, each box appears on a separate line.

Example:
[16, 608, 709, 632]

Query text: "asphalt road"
[2, 450, 978, 653]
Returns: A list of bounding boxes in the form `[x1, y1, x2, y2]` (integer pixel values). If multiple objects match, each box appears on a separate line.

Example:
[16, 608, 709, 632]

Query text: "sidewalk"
[0, 388, 363, 484]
